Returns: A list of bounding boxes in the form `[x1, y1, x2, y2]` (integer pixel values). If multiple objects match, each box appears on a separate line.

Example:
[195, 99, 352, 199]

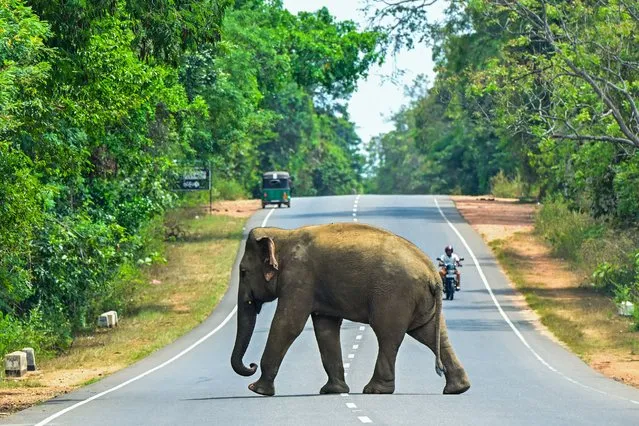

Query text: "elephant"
[230, 222, 470, 396]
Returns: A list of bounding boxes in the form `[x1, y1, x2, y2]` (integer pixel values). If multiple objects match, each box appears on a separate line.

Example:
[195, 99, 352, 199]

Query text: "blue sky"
[282, 0, 446, 144]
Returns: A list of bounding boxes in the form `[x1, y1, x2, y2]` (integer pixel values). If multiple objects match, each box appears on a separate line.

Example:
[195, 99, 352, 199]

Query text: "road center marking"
[358, 416, 373, 424]
[433, 197, 639, 406]
[346, 402, 357, 409]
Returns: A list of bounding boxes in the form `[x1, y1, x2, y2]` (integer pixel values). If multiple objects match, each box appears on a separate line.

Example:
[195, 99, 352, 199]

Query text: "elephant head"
[230, 228, 280, 377]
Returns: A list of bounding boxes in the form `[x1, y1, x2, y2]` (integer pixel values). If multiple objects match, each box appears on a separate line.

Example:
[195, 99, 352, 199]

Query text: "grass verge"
[0, 211, 246, 416]
[489, 232, 639, 386]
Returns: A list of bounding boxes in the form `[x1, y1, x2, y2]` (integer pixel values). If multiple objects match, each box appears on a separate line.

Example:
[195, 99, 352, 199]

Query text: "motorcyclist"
[439, 245, 461, 290]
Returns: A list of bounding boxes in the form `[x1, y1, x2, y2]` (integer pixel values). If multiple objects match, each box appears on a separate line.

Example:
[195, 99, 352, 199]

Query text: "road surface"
[4, 195, 639, 425]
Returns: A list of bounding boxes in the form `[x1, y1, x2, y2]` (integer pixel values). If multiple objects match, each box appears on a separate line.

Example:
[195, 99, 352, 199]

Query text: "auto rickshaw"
[261, 171, 292, 208]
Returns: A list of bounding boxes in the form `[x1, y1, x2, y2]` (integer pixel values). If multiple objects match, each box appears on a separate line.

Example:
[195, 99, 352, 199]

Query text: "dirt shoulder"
[209, 199, 261, 217]
[451, 196, 639, 389]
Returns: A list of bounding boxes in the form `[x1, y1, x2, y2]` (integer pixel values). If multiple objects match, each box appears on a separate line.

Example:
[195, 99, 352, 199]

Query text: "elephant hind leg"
[408, 320, 471, 395]
[312, 314, 349, 394]
[363, 306, 411, 395]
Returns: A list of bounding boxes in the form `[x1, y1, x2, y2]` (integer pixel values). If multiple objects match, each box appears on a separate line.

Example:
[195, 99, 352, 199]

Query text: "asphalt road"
[4, 195, 639, 426]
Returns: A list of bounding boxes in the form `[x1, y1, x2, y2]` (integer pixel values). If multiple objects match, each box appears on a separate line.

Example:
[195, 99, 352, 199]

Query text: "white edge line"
[261, 207, 276, 227]
[36, 207, 278, 425]
[433, 197, 639, 405]
[36, 307, 238, 425]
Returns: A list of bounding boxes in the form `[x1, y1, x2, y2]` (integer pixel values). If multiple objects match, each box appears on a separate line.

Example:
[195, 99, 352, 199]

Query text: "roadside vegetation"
[452, 197, 639, 387]
[0, 206, 246, 414]
[365, 1, 639, 332]
[1, 0, 383, 366]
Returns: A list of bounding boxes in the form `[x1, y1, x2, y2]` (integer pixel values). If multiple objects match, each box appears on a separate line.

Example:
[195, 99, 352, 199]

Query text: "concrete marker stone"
[5, 351, 27, 377]
[22, 347, 37, 371]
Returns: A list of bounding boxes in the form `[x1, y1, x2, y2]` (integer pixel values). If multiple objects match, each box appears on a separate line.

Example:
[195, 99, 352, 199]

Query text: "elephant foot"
[363, 379, 395, 394]
[443, 370, 471, 395]
[248, 379, 275, 396]
[320, 379, 350, 394]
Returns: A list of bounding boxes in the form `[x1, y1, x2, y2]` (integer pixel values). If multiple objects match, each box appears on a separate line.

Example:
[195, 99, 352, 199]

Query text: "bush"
[490, 170, 526, 198]
[535, 197, 601, 261]
[0, 307, 68, 358]
[214, 180, 248, 200]
[592, 251, 639, 330]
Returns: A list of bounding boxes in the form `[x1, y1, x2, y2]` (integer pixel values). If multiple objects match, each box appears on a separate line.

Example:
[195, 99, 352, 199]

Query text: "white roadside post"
[105, 311, 119, 327]
[4, 351, 28, 377]
[98, 311, 119, 328]
[98, 313, 110, 328]
[22, 347, 37, 371]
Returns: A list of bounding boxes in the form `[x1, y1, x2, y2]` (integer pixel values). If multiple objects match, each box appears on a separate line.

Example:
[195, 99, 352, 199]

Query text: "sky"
[282, 0, 447, 144]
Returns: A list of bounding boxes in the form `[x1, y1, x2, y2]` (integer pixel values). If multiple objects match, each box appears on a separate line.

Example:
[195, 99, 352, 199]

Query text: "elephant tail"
[432, 281, 446, 377]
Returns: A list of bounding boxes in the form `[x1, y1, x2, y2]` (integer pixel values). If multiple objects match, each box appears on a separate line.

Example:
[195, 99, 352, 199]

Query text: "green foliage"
[0, 308, 68, 358]
[592, 251, 639, 330]
[214, 180, 249, 201]
[1, 0, 383, 355]
[490, 171, 528, 199]
[535, 198, 601, 261]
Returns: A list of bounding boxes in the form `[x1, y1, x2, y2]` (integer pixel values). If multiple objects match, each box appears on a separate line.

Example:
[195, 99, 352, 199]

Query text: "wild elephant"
[230, 223, 470, 396]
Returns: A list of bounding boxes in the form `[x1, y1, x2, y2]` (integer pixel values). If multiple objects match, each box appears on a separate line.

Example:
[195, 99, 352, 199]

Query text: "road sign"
[176, 165, 210, 191]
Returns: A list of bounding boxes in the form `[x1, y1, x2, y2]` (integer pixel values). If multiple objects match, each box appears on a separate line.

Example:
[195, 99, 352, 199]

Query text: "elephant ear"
[256, 235, 278, 282]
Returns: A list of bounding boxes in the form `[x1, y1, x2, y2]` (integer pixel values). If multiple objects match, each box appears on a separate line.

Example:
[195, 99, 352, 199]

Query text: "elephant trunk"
[231, 304, 258, 376]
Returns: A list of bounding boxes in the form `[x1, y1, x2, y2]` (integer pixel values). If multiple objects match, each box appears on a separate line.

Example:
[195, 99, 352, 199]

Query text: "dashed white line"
[433, 196, 639, 406]
[341, 393, 349, 397]
[348, 353, 355, 359]
[344, 362, 351, 369]
[346, 402, 357, 409]
[358, 416, 373, 424]
[359, 326, 365, 331]
[352, 344, 359, 350]
[356, 335, 362, 340]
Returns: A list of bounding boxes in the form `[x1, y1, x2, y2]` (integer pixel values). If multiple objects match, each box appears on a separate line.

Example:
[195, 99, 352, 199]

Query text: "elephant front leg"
[249, 301, 310, 396]
[312, 314, 349, 394]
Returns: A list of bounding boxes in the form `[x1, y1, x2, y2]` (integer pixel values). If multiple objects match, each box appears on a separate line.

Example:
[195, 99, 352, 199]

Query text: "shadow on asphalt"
[280, 206, 466, 224]
[183, 392, 442, 401]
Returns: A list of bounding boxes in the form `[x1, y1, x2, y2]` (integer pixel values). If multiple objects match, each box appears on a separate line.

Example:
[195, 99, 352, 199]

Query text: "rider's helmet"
[445, 245, 453, 256]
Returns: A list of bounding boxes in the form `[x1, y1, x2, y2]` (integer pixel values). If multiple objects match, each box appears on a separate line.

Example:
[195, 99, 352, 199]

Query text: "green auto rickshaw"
[261, 171, 292, 208]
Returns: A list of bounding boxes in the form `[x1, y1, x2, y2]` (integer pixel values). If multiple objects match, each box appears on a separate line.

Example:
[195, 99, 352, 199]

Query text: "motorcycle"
[437, 257, 464, 300]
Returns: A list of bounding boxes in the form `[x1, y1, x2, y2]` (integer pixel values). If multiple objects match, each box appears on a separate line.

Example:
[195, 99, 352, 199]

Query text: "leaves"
[1, 0, 383, 352]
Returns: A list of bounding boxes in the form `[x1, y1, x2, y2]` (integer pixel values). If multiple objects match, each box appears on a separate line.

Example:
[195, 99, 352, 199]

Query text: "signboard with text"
[175, 164, 211, 191]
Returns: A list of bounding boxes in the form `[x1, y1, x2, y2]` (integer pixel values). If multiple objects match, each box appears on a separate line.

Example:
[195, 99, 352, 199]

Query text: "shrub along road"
[3, 195, 639, 425]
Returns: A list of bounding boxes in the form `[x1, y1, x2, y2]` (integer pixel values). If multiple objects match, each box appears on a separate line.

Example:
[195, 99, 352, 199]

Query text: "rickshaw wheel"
[277, 203, 282, 208]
